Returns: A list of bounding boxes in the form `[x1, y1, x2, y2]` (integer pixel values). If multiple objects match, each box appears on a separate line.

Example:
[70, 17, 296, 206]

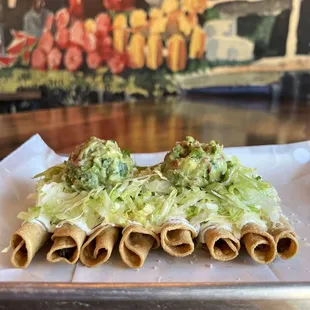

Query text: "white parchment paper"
[0, 134, 309, 283]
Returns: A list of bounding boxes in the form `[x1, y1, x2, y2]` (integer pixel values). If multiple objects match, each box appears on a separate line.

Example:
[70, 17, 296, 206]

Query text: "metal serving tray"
[1, 138, 310, 309]
[0, 282, 310, 309]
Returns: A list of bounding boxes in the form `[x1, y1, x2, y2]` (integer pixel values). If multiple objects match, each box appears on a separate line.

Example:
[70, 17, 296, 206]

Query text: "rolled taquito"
[46, 223, 86, 264]
[201, 226, 240, 261]
[160, 221, 197, 257]
[10, 222, 49, 268]
[80, 225, 120, 267]
[119, 224, 160, 269]
[241, 223, 276, 264]
[269, 218, 299, 260]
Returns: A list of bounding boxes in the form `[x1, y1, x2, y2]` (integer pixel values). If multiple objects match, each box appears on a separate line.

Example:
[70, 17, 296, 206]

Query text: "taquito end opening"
[120, 231, 156, 268]
[243, 233, 276, 264]
[166, 229, 193, 255]
[213, 238, 239, 261]
[204, 228, 240, 261]
[11, 236, 28, 268]
[48, 236, 78, 263]
[277, 237, 299, 260]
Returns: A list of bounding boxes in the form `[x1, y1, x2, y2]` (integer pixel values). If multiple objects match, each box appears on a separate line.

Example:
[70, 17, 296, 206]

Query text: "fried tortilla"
[269, 218, 299, 260]
[46, 224, 86, 264]
[80, 225, 120, 267]
[119, 225, 160, 268]
[203, 228, 240, 261]
[241, 223, 276, 264]
[160, 222, 196, 257]
[10, 222, 49, 268]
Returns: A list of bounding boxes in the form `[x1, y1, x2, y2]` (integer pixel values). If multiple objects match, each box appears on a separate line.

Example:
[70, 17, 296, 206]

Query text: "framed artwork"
[0, 0, 308, 103]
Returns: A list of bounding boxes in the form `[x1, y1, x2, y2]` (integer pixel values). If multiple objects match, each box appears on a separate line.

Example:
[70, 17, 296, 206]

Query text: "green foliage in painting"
[238, 15, 277, 58]
[0, 66, 179, 102]
[205, 7, 220, 21]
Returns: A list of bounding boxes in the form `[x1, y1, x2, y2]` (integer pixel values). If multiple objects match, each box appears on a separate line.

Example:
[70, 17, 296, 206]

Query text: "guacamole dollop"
[162, 136, 227, 187]
[65, 137, 134, 191]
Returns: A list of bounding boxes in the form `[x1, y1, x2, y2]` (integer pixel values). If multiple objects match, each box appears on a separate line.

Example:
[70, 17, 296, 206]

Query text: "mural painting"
[0, 0, 308, 104]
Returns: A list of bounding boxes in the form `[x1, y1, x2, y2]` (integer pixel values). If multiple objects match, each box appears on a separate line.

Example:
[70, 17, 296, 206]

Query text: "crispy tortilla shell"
[10, 222, 49, 268]
[204, 228, 240, 261]
[119, 225, 160, 268]
[160, 222, 196, 257]
[80, 226, 120, 267]
[46, 224, 86, 264]
[269, 219, 299, 260]
[241, 223, 276, 264]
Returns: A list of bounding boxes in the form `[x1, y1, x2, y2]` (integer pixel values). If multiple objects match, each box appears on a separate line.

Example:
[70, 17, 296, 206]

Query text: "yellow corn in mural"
[189, 26, 206, 59]
[130, 9, 148, 28]
[128, 33, 146, 69]
[177, 12, 194, 37]
[113, 14, 128, 53]
[147, 34, 163, 70]
[181, 0, 208, 14]
[167, 34, 187, 72]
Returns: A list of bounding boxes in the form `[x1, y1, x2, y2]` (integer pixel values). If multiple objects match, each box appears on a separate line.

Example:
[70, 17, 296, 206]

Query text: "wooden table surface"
[0, 96, 310, 159]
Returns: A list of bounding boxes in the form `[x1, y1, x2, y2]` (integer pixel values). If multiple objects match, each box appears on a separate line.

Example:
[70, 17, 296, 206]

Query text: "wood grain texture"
[0, 96, 309, 158]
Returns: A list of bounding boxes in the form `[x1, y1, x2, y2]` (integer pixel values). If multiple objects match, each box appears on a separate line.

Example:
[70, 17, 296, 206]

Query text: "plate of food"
[0, 135, 309, 285]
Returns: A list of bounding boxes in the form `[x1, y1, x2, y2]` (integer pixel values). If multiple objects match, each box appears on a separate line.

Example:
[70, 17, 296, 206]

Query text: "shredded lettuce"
[18, 147, 282, 234]
[33, 164, 66, 189]
[18, 173, 216, 232]
[18, 182, 105, 231]
[220, 156, 282, 224]
[18, 206, 41, 222]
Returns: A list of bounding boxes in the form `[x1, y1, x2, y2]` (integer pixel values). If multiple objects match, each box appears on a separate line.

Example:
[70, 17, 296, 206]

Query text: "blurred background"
[0, 0, 309, 157]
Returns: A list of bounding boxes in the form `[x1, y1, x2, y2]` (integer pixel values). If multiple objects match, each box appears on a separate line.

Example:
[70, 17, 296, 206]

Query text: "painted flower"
[181, 0, 207, 14]
[103, 0, 136, 11]
[107, 51, 128, 74]
[161, 0, 179, 14]
[130, 10, 147, 28]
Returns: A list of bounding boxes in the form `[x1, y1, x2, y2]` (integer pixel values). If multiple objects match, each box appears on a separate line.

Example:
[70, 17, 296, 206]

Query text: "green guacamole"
[65, 137, 134, 191]
[162, 136, 227, 187]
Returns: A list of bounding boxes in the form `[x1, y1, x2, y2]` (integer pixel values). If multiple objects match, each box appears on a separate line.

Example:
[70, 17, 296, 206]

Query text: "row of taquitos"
[10, 218, 299, 269]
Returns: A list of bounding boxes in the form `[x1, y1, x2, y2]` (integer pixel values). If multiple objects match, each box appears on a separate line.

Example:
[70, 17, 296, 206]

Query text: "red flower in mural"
[38, 31, 54, 54]
[31, 48, 47, 70]
[84, 32, 97, 53]
[96, 13, 111, 36]
[107, 51, 128, 74]
[69, 0, 84, 19]
[55, 8, 70, 29]
[55, 28, 69, 49]
[103, 0, 136, 12]
[47, 47, 62, 70]
[70, 20, 85, 47]
[98, 36, 113, 61]
[101, 35, 112, 47]
[87, 51, 102, 69]
[64, 46, 83, 72]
